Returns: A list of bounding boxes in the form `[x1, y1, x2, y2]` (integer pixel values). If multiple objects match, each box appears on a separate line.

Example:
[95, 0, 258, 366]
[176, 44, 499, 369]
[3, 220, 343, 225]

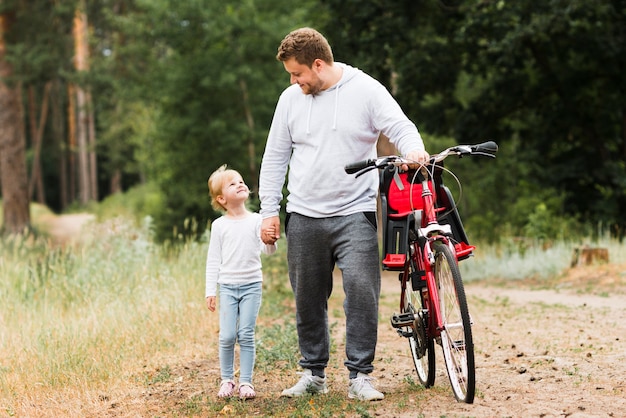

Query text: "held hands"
[261, 216, 280, 245]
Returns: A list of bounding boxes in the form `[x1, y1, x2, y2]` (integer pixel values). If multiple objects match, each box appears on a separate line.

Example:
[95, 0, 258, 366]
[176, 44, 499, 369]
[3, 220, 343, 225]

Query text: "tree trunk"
[239, 79, 258, 195]
[52, 79, 68, 210]
[110, 169, 122, 194]
[0, 12, 30, 234]
[27, 82, 52, 204]
[67, 83, 77, 204]
[87, 90, 97, 201]
[73, 5, 90, 204]
[73, 2, 96, 204]
[571, 247, 610, 267]
[75, 84, 90, 204]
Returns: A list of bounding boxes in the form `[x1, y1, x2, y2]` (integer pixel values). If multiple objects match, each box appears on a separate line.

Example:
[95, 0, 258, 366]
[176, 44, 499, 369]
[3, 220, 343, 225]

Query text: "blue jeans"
[218, 281, 262, 384]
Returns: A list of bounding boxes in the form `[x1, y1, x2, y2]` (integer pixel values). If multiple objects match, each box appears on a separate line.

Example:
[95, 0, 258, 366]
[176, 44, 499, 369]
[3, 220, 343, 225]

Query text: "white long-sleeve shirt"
[205, 212, 276, 297]
[259, 63, 425, 219]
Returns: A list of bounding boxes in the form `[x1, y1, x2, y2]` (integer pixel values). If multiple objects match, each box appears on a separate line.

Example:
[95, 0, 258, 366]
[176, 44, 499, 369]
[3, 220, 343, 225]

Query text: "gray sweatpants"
[286, 212, 381, 375]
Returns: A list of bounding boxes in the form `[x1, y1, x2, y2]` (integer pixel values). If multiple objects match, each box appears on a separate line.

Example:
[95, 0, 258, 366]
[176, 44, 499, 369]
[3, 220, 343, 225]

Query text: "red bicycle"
[345, 141, 498, 403]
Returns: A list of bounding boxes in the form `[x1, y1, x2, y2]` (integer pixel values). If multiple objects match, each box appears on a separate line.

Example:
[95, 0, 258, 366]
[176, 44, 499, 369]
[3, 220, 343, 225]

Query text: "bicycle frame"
[398, 168, 454, 338]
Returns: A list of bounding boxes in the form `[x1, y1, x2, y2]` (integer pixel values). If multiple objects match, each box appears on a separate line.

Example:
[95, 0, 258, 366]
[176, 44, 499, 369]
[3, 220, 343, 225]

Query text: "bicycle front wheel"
[433, 240, 475, 403]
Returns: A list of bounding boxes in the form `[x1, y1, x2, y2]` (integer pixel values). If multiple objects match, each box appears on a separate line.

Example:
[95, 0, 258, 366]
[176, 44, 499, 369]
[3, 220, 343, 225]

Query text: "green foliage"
[522, 203, 580, 242]
[95, 182, 164, 225]
[320, 0, 626, 240]
[5, 0, 625, 243]
[319, 0, 465, 136]
[3, 1, 75, 85]
[455, 0, 626, 235]
[99, 0, 318, 242]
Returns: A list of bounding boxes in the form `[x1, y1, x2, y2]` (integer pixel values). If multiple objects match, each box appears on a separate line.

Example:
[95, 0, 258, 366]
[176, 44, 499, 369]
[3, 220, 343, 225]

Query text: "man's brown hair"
[276, 27, 333, 67]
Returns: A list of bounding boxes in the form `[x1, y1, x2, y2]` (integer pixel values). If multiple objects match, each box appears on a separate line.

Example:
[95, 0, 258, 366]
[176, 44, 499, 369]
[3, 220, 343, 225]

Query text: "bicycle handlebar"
[344, 141, 498, 176]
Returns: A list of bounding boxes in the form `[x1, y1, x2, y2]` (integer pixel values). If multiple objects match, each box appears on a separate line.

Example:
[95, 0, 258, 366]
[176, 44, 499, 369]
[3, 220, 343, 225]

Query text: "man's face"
[283, 57, 325, 95]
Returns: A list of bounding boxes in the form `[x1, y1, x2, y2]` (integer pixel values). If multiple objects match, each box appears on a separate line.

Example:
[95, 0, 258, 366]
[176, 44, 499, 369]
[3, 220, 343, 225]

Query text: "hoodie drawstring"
[306, 82, 340, 134]
[332, 84, 339, 130]
[306, 96, 313, 135]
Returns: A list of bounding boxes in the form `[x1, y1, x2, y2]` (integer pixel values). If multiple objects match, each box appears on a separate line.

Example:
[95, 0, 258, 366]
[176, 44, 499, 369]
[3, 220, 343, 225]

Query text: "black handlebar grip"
[472, 141, 498, 154]
[344, 159, 375, 174]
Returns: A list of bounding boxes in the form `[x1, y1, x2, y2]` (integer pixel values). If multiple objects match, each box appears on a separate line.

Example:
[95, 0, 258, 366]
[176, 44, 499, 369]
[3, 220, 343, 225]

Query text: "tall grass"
[460, 235, 626, 282]
[0, 213, 299, 415]
[0, 217, 211, 408]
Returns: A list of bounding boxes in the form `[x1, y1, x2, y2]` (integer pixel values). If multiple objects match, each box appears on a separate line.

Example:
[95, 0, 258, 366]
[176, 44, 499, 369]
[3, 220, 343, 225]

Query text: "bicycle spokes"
[434, 241, 475, 403]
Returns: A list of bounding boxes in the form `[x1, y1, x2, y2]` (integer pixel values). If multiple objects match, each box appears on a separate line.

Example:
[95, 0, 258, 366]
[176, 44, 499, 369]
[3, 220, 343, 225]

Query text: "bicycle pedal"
[397, 329, 413, 338]
[390, 312, 416, 328]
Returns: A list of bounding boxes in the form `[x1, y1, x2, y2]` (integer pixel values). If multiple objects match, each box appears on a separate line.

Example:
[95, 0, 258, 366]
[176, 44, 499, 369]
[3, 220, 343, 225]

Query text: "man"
[259, 27, 429, 401]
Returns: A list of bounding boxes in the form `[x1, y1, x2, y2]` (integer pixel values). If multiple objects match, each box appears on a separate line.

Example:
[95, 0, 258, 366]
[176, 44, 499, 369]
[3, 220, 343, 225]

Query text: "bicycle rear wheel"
[404, 263, 435, 387]
[432, 240, 475, 403]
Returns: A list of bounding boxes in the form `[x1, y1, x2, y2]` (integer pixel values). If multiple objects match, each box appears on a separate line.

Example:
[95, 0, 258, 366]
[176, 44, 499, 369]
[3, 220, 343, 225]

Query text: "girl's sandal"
[238, 383, 256, 399]
[218, 380, 236, 398]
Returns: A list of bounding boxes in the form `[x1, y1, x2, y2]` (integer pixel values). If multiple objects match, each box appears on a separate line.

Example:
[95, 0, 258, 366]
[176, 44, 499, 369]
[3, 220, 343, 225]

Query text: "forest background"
[0, 0, 625, 244]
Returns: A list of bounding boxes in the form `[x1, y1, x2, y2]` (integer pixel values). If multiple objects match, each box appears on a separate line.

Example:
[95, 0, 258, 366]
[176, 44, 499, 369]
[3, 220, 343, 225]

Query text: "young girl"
[205, 165, 276, 399]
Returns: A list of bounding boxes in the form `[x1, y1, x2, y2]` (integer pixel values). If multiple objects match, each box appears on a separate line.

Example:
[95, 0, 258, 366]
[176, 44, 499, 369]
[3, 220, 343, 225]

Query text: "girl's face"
[219, 174, 249, 206]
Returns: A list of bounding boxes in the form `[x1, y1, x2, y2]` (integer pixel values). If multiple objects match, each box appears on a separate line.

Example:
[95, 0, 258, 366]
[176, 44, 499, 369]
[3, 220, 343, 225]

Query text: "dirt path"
[41, 212, 95, 245]
[370, 269, 626, 417]
[137, 268, 624, 418]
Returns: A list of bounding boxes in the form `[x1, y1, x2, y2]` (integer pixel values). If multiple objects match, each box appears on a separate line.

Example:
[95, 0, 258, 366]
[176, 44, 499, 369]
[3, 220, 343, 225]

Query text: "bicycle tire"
[403, 260, 435, 387]
[433, 240, 475, 403]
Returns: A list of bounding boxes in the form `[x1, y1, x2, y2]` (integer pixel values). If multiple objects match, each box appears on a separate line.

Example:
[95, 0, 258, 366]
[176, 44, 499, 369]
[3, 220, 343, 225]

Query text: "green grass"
[256, 322, 300, 372]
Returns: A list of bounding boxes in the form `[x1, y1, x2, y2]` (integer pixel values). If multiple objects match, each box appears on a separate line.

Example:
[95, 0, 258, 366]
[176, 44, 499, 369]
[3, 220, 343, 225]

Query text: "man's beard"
[301, 77, 325, 95]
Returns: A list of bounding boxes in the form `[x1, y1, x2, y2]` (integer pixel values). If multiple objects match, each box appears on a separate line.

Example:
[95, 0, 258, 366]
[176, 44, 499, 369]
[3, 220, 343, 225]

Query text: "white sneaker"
[348, 373, 384, 401]
[280, 369, 328, 397]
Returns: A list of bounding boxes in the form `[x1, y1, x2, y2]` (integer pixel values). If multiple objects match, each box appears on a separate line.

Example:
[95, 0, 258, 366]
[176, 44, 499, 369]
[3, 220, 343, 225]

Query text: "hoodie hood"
[327, 62, 359, 90]
[305, 62, 358, 133]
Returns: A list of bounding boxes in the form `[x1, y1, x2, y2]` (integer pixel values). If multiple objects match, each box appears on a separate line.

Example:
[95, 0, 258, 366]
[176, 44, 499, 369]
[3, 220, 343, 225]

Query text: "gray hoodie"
[259, 63, 424, 218]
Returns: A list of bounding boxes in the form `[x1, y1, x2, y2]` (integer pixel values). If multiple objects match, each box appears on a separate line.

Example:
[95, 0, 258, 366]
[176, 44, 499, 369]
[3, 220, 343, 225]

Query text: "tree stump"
[570, 247, 609, 267]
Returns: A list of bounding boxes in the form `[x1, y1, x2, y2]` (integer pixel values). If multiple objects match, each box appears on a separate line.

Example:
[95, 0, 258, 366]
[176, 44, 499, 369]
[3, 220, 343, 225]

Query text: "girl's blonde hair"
[208, 164, 240, 212]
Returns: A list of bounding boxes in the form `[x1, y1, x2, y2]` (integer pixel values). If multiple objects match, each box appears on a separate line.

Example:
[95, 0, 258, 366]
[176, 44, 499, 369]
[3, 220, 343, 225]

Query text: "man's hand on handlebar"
[403, 149, 430, 171]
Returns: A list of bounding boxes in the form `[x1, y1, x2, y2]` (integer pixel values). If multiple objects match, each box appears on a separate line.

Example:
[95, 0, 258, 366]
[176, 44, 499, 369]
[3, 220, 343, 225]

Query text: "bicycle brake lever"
[455, 145, 472, 155]
[354, 166, 377, 178]
[376, 156, 398, 167]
